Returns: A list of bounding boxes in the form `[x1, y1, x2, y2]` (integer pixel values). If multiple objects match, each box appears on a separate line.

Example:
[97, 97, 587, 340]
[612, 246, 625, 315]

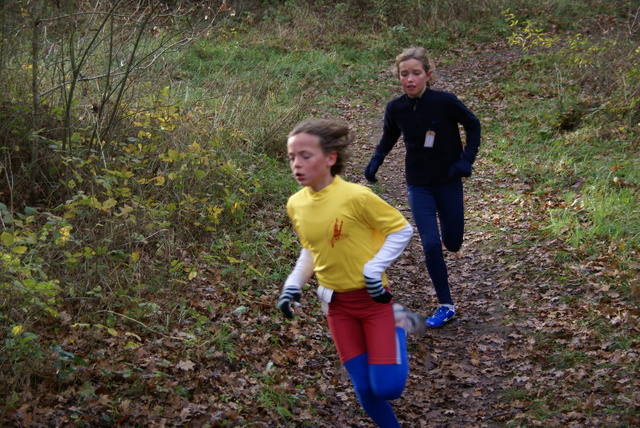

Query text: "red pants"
[327, 288, 400, 365]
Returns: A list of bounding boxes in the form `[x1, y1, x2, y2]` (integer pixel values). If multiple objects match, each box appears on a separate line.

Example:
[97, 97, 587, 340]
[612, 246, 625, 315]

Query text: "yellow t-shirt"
[286, 176, 409, 292]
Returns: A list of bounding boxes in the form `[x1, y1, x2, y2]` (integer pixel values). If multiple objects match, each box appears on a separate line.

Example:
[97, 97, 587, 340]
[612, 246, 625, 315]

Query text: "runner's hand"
[278, 285, 301, 319]
[449, 158, 473, 178]
[364, 154, 384, 183]
[365, 276, 393, 303]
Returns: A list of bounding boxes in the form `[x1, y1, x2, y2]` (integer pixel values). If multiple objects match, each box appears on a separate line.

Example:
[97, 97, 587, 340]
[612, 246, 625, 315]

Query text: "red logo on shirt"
[330, 218, 344, 248]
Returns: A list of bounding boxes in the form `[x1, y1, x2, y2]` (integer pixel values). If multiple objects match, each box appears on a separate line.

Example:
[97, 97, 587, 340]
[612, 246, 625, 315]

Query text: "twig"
[94, 309, 184, 340]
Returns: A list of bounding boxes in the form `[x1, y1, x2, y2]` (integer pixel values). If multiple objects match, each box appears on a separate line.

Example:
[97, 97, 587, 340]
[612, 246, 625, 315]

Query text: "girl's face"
[287, 132, 337, 192]
[398, 58, 432, 98]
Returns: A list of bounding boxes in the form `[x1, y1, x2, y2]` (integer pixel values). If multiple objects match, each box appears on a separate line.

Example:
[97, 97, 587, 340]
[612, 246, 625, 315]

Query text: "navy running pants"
[407, 179, 464, 305]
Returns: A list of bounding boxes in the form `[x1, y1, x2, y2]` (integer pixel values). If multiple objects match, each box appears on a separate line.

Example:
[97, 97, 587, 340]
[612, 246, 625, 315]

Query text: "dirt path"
[336, 42, 528, 427]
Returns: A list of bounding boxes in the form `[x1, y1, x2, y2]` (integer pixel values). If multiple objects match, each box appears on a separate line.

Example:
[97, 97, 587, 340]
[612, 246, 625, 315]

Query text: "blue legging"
[407, 179, 464, 305]
[343, 327, 408, 428]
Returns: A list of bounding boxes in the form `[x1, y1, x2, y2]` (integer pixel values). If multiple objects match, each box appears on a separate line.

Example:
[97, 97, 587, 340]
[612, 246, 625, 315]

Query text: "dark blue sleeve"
[374, 102, 402, 159]
[453, 96, 481, 165]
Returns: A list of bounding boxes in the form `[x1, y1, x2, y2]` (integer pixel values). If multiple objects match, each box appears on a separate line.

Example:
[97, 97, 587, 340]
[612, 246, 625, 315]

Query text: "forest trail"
[336, 42, 530, 427]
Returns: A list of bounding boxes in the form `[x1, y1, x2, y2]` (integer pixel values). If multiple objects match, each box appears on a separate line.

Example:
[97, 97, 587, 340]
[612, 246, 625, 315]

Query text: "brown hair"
[394, 46, 435, 88]
[288, 118, 354, 176]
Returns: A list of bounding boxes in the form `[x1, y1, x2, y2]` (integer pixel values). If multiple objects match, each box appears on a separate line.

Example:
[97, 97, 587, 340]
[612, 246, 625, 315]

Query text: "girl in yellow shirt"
[278, 118, 424, 427]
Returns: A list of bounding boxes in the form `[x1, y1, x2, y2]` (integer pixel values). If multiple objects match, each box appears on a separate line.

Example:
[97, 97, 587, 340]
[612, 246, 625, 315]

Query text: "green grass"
[487, 28, 640, 257]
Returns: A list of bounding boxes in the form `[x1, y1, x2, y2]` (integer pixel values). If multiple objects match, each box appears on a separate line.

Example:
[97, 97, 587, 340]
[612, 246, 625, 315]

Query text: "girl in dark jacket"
[365, 47, 481, 328]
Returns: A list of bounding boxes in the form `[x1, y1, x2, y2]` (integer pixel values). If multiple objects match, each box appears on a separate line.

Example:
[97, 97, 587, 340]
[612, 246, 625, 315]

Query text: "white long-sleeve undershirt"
[363, 223, 413, 279]
[283, 248, 314, 290]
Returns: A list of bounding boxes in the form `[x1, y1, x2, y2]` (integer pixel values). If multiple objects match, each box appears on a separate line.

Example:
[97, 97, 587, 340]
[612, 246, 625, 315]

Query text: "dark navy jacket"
[374, 89, 481, 186]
